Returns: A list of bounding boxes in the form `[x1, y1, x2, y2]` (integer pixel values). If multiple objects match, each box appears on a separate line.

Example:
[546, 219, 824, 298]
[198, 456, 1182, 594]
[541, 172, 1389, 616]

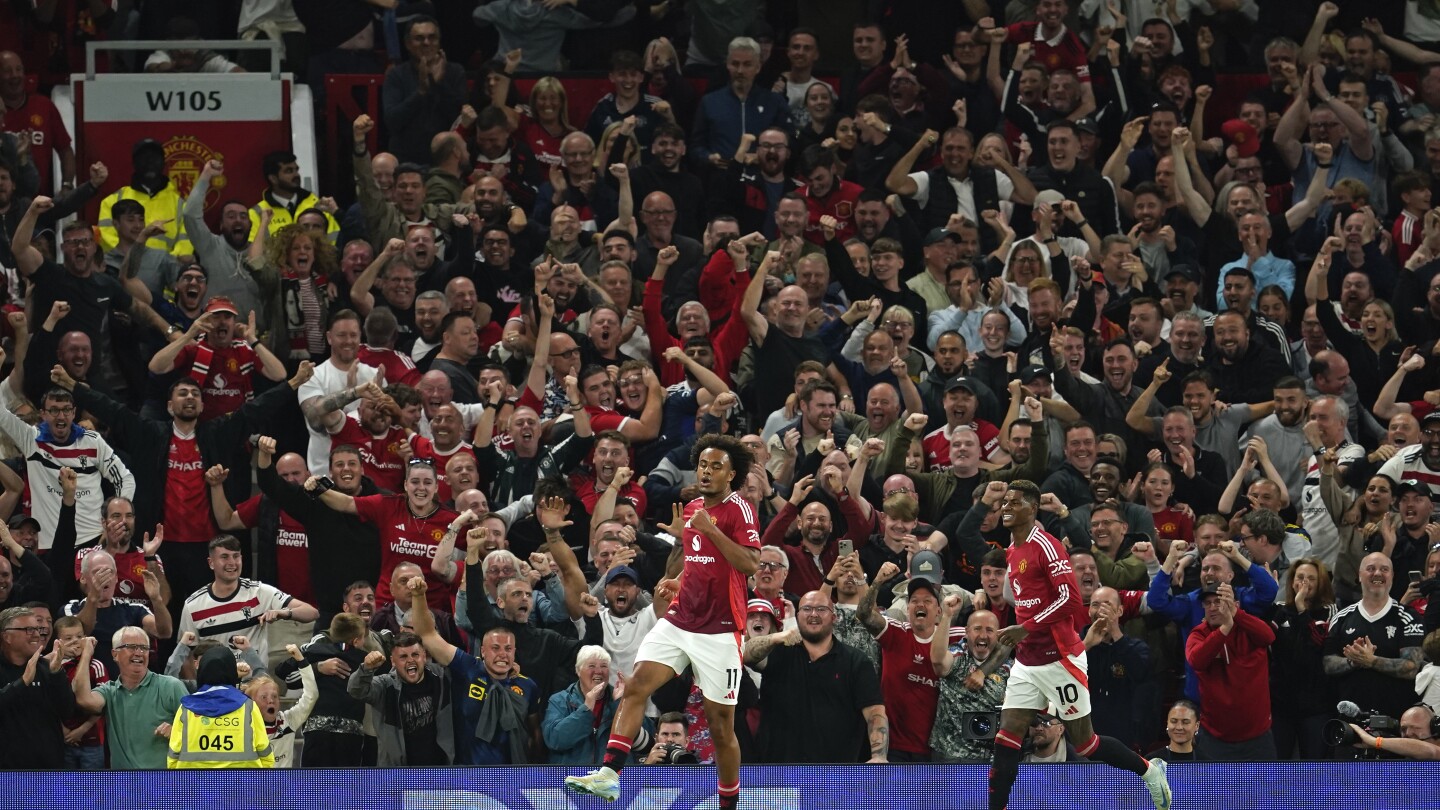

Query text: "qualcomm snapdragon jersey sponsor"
[666, 493, 759, 634]
[1006, 523, 1088, 666]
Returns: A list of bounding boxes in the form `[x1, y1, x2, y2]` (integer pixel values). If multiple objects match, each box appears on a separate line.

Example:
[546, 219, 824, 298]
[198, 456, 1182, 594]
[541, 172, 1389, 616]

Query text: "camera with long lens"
[961, 711, 1000, 742]
[657, 744, 699, 764]
[1323, 703, 1401, 758]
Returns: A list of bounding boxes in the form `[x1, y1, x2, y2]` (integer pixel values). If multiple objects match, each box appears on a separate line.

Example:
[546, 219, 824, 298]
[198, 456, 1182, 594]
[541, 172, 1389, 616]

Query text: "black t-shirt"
[1146, 746, 1205, 762]
[757, 639, 883, 763]
[753, 328, 830, 420]
[466, 260, 534, 322]
[377, 301, 417, 353]
[30, 261, 133, 351]
[398, 678, 448, 766]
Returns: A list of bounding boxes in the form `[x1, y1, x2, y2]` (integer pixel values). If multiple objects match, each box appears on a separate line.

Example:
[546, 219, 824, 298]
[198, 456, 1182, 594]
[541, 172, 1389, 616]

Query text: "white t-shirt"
[179, 579, 293, 663]
[298, 359, 379, 475]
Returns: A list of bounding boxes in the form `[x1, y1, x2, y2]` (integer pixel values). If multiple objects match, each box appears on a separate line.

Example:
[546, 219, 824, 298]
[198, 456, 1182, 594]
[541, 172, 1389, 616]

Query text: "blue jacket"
[1146, 565, 1278, 701]
[689, 86, 791, 166]
[541, 681, 654, 765]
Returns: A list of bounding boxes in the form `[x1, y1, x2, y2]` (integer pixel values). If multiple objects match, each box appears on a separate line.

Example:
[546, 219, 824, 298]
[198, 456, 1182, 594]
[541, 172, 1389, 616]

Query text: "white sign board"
[82, 75, 284, 122]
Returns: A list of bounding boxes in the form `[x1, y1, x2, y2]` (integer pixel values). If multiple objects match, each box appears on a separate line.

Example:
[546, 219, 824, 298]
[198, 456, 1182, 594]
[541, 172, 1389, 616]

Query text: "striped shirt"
[178, 579, 293, 663]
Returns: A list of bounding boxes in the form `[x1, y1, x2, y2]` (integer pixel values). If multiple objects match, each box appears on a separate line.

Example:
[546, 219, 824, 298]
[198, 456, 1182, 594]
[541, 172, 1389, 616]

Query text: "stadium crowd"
[2, 0, 1440, 772]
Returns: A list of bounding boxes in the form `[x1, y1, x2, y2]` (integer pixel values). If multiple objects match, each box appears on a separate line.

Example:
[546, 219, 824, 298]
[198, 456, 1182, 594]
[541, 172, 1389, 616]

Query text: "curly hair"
[264, 223, 337, 278]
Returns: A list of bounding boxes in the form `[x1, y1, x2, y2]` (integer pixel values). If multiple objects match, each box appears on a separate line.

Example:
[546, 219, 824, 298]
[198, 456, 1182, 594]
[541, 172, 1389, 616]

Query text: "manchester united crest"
[164, 136, 225, 209]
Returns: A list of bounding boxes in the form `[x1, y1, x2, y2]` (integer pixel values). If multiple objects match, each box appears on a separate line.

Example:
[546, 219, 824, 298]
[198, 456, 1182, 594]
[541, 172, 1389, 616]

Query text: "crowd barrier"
[8, 761, 1440, 809]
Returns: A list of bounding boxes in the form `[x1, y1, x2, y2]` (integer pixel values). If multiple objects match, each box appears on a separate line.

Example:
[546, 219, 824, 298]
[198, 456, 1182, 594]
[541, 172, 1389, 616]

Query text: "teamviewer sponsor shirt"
[666, 493, 760, 634]
[352, 494, 459, 610]
[234, 495, 314, 605]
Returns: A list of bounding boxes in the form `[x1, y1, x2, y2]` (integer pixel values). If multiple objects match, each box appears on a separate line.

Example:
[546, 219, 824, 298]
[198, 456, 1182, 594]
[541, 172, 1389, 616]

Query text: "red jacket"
[1185, 609, 1275, 742]
[644, 250, 751, 387]
[759, 494, 874, 594]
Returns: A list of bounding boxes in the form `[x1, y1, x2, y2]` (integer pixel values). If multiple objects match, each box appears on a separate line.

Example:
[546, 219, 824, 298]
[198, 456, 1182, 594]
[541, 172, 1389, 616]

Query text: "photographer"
[929, 598, 1011, 762]
[1347, 705, 1440, 761]
[643, 712, 699, 764]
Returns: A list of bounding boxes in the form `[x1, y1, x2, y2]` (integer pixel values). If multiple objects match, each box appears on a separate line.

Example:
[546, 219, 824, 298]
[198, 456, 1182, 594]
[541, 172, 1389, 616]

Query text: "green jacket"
[880, 420, 1050, 526]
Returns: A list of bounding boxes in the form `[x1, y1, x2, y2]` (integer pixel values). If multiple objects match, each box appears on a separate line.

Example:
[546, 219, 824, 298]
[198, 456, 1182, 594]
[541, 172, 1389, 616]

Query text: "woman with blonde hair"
[515, 76, 575, 167]
[248, 220, 337, 363]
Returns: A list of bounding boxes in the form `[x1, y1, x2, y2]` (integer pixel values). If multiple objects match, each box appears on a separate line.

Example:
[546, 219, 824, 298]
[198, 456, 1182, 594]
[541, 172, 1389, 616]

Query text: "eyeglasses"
[44, 406, 75, 416]
[114, 643, 149, 652]
[1089, 518, 1120, 530]
[2, 626, 44, 635]
[757, 562, 787, 571]
[797, 605, 832, 614]
[1031, 717, 1059, 728]
[550, 348, 581, 358]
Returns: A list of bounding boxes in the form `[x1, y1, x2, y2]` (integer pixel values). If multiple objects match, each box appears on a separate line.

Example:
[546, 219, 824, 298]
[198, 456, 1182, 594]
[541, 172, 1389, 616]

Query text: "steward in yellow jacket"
[97, 139, 192, 257]
[168, 647, 274, 768]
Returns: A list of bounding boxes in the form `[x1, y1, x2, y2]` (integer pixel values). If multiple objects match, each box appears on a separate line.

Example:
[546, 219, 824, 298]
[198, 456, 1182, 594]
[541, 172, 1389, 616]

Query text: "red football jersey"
[357, 344, 421, 386]
[331, 415, 431, 493]
[353, 494, 459, 610]
[666, 492, 760, 634]
[922, 420, 1002, 472]
[802, 179, 864, 245]
[175, 341, 257, 421]
[234, 495, 315, 605]
[877, 619, 964, 755]
[1006, 523, 1087, 666]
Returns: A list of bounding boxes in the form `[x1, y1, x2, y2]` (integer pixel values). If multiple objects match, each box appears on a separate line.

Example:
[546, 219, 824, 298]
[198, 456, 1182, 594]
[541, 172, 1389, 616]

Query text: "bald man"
[426, 132, 471, 206]
[212, 444, 318, 607]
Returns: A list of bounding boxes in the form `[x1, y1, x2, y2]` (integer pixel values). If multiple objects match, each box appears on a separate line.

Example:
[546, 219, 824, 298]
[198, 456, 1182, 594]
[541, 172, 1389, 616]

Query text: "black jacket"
[259, 464, 382, 619]
[0, 656, 74, 768]
[73, 380, 295, 533]
[465, 565, 601, 705]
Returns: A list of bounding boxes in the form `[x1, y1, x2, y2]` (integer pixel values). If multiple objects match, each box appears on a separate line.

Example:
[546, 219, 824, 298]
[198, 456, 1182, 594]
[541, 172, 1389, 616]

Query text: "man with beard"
[715, 127, 802, 238]
[98, 138, 191, 257]
[1133, 367, 1269, 479]
[61, 490, 160, 609]
[1160, 265, 1210, 322]
[760, 472, 870, 595]
[1135, 310, 1205, 407]
[322, 381, 434, 493]
[629, 124, 704, 239]
[744, 590, 888, 763]
[424, 132, 470, 209]
[1128, 183, 1197, 282]
[148, 298, 289, 422]
[1149, 538, 1278, 702]
[1240, 377, 1312, 503]
[1078, 502, 1150, 590]
[1203, 309, 1289, 406]
[184, 160, 270, 324]
[348, 630, 455, 765]
[300, 310, 381, 475]
[410, 291, 449, 363]
[916, 331, 997, 425]
[929, 600, 1011, 763]
[857, 560, 961, 761]
[351, 239, 421, 353]
[1379, 411, 1440, 498]
[767, 380, 847, 476]
[1065, 460, 1157, 552]
[248, 150, 338, 242]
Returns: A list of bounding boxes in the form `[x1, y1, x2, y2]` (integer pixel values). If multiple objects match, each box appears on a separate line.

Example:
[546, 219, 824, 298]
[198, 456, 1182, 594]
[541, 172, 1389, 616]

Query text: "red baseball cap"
[204, 297, 239, 316]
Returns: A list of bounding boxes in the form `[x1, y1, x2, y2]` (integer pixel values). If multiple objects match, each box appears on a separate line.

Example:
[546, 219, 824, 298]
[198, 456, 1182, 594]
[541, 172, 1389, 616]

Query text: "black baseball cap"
[1165, 264, 1200, 284]
[1019, 364, 1051, 384]
[924, 227, 962, 246]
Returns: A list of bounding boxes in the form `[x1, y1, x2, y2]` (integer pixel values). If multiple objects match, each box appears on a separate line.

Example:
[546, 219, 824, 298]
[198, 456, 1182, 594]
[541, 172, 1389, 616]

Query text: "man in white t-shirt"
[298, 310, 379, 475]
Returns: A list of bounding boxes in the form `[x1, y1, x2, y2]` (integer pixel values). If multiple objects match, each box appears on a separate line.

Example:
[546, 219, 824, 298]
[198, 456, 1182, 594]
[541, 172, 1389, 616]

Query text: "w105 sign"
[81, 75, 283, 122]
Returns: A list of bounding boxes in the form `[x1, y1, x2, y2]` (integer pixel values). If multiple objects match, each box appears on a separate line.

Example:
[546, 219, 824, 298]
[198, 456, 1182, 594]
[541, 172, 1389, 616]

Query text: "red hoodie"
[1185, 609, 1275, 742]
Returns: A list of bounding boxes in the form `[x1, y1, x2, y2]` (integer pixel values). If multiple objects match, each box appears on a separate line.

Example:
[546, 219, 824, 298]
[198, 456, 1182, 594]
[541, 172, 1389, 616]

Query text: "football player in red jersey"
[567, 434, 760, 809]
[986, 480, 1171, 810]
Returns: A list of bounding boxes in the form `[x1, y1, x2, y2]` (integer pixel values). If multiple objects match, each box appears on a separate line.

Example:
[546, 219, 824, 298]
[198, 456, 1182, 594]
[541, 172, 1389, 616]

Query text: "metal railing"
[86, 40, 283, 80]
